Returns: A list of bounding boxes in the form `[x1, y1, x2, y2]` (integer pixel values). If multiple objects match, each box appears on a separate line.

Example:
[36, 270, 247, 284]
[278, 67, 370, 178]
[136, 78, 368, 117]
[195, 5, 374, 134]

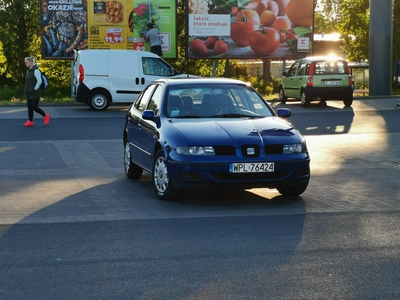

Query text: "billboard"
[41, 0, 88, 59]
[186, 0, 313, 59]
[40, 0, 177, 59]
[130, 0, 177, 57]
[87, 0, 134, 50]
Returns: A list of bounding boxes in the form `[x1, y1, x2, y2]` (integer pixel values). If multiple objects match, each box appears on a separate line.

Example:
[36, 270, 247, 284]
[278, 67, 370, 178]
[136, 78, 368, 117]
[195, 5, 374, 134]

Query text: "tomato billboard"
[186, 0, 313, 59]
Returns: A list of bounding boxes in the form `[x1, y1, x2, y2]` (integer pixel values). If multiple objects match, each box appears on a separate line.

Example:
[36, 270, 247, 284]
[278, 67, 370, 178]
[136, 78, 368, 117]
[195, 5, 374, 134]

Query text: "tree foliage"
[336, 0, 370, 62]
[0, 0, 41, 86]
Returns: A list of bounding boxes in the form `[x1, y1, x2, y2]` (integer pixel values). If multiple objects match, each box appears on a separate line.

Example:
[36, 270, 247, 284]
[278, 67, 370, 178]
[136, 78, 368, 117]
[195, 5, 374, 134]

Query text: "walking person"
[23, 56, 50, 127]
[143, 23, 163, 57]
[393, 57, 400, 109]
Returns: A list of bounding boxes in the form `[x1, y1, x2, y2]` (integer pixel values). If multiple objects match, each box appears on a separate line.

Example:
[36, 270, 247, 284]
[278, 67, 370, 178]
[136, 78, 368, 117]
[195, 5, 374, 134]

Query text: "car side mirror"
[282, 71, 288, 76]
[277, 108, 291, 118]
[142, 110, 156, 121]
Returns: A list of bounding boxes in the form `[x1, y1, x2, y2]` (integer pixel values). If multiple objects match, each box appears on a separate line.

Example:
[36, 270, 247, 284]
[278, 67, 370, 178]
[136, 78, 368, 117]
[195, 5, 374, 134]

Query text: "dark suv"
[279, 56, 354, 107]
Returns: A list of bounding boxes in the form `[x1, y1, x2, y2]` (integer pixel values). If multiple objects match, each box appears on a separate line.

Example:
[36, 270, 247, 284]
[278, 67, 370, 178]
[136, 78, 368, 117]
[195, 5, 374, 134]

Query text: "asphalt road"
[0, 99, 399, 299]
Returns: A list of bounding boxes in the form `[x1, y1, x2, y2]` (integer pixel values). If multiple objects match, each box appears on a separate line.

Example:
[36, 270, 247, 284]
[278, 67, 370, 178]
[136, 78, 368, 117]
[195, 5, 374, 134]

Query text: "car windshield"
[165, 84, 274, 118]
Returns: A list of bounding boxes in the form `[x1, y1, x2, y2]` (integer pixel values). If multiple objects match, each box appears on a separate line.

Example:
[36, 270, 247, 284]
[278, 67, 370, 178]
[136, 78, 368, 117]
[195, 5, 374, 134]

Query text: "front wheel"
[279, 87, 287, 103]
[153, 150, 180, 200]
[89, 90, 110, 111]
[277, 176, 310, 196]
[300, 90, 310, 107]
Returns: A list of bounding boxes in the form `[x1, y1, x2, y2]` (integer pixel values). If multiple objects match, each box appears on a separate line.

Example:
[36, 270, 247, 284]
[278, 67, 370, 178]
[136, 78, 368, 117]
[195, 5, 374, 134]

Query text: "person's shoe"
[44, 114, 50, 125]
[394, 103, 400, 110]
[23, 120, 34, 127]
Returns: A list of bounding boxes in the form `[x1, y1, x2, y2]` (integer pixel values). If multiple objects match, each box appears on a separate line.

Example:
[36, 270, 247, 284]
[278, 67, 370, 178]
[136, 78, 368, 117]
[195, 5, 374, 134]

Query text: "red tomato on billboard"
[249, 27, 280, 56]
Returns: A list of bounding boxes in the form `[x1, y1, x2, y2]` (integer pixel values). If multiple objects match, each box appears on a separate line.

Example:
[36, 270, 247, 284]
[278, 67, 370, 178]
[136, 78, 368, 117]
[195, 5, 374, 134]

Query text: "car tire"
[343, 97, 353, 107]
[153, 150, 180, 201]
[300, 90, 310, 107]
[277, 176, 310, 197]
[279, 87, 287, 103]
[124, 141, 143, 179]
[89, 89, 110, 111]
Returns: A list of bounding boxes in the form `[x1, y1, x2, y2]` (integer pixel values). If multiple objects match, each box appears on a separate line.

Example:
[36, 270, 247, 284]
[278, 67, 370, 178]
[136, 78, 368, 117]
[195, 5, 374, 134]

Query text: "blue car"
[123, 78, 310, 200]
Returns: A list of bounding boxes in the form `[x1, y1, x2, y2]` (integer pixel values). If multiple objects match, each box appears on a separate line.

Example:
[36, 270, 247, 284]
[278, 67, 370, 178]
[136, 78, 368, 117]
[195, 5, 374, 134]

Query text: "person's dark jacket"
[24, 65, 41, 100]
[394, 58, 400, 78]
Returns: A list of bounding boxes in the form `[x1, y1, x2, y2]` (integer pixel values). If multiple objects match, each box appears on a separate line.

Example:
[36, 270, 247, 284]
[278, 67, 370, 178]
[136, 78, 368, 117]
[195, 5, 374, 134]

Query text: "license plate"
[323, 80, 340, 86]
[230, 162, 274, 173]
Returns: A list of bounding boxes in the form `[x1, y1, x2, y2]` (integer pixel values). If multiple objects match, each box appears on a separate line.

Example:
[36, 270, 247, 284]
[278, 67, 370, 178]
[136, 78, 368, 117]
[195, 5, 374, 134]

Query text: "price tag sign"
[105, 28, 124, 44]
[133, 38, 145, 51]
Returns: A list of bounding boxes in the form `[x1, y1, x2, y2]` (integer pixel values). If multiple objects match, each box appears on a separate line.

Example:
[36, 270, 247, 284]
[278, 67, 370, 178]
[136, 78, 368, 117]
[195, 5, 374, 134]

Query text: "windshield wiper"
[174, 115, 203, 118]
[210, 113, 260, 118]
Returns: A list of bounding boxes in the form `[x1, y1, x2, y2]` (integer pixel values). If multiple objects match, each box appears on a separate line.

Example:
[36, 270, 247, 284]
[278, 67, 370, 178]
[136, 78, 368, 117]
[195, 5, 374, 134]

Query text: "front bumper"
[167, 158, 310, 190]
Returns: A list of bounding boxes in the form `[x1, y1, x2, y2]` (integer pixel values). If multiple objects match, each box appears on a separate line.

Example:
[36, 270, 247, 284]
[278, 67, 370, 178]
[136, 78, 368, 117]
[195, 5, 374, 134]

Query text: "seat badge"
[247, 148, 255, 155]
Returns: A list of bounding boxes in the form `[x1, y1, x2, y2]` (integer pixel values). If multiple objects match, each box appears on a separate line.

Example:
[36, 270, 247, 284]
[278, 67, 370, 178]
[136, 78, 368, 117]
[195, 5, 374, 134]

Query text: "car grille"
[213, 145, 284, 156]
[265, 144, 283, 154]
[213, 146, 235, 155]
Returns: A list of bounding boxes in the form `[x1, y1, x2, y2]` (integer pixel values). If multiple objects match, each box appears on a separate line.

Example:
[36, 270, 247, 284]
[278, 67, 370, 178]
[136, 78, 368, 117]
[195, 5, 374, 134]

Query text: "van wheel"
[279, 87, 287, 103]
[343, 97, 353, 107]
[300, 90, 310, 107]
[89, 90, 110, 111]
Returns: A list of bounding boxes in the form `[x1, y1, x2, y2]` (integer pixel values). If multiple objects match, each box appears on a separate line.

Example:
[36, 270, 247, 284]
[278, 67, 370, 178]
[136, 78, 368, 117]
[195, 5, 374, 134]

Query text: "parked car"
[279, 56, 354, 107]
[123, 77, 310, 200]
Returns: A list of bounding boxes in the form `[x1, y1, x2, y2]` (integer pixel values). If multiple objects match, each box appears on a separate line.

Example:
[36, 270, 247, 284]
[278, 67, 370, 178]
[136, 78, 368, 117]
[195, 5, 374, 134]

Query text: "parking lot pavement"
[0, 99, 399, 225]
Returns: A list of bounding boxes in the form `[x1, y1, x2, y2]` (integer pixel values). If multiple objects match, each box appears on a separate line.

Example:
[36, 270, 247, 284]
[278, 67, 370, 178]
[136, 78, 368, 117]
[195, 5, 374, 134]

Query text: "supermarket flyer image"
[186, 0, 313, 59]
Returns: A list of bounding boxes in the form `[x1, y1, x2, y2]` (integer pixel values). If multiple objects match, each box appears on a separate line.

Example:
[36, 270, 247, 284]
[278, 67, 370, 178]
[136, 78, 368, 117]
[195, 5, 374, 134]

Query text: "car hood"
[169, 117, 304, 146]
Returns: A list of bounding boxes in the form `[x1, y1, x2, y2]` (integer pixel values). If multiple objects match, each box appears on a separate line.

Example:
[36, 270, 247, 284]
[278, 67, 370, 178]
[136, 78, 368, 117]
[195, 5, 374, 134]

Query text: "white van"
[72, 50, 193, 110]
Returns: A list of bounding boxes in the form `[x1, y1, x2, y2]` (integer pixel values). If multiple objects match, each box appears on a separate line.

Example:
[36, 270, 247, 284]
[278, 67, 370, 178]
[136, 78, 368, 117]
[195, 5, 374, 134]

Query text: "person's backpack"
[39, 70, 49, 90]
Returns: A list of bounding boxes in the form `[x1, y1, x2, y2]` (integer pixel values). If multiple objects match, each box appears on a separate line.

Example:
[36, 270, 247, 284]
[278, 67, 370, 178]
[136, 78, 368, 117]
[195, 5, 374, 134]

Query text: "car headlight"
[176, 146, 215, 155]
[283, 143, 307, 154]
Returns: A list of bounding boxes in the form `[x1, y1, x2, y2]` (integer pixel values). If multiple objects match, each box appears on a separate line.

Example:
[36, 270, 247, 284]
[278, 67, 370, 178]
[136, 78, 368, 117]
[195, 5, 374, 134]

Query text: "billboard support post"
[369, 0, 392, 96]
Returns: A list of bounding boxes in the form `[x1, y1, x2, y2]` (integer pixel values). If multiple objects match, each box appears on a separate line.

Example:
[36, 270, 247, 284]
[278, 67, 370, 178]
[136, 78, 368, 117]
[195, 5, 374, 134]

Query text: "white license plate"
[230, 162, 274, 173]
[323, 80, 340, 86]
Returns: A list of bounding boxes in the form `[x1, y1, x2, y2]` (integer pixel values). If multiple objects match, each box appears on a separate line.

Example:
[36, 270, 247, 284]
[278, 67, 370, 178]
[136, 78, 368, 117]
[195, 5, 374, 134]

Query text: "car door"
[282, 60, 300, 98]
[137, 84, 163, 171]
[292, 60, 308, 97]
[127, 84, 156, 168]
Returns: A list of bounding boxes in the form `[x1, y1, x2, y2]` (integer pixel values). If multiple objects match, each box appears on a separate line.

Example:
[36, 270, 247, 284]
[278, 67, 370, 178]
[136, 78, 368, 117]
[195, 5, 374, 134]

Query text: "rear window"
[313, 61, 348, 75]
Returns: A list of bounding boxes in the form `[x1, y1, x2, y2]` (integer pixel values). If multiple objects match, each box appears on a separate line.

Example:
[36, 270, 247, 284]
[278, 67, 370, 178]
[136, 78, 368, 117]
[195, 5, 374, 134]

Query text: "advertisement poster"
[186, 0, 313, 59]
[41, 0, 88, 59]
[130, 0, 177, 58]
[87, 0, 134, 50]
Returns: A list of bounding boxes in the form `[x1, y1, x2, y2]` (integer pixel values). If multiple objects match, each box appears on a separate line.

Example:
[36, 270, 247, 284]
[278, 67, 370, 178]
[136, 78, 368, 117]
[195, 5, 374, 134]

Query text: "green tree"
[314, 0, 344, 34]
[0, 0, 41, 86]
[336, 0, 370, 62]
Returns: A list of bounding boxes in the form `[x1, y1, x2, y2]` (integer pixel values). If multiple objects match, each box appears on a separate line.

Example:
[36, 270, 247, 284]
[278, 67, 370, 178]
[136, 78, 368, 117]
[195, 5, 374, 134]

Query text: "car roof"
[152, 77, 250, 86]
[301, 55, 348, 62]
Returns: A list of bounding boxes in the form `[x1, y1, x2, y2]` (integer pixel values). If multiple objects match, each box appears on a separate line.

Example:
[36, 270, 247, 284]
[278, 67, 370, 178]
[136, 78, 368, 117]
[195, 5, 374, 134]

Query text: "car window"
[287, 61, 300, 76]
[147, 85, 162, 116]
[314, 60, 348, 75]
[142, 57, 172, 76]
[297, 61, 307, 75]
[134, 84, 156, 113]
